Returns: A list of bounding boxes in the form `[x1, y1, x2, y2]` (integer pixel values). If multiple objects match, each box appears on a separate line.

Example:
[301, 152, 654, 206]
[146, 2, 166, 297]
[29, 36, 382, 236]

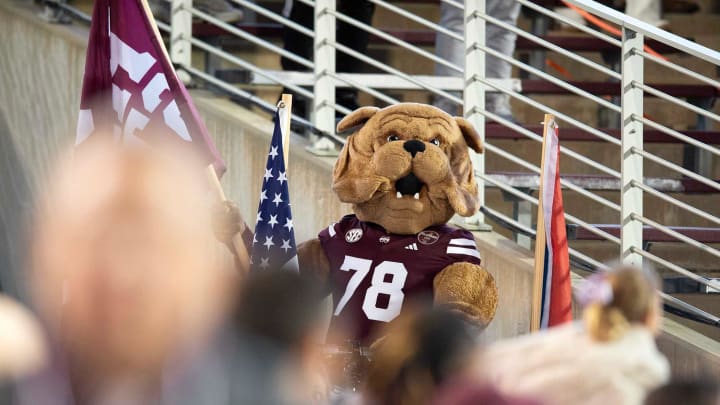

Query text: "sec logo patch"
[417, 230, 440, 245]
[345, 228, 364, 243]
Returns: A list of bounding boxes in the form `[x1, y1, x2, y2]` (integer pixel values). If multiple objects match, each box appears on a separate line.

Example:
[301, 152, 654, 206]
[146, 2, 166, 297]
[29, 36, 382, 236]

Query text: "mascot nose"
[403, 140, 426, 157]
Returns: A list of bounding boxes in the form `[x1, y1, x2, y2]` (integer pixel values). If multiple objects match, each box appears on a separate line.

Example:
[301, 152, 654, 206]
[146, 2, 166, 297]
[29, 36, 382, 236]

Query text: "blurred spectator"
[0, 295, 46, 381]
[14, 141, 235, 405]
[365, 308, 536, 405]
[626, 0, 699, 27]
[477, 265, 670, 405]
[626, 0, 668, 27]
[280, 0, 375, 118]
[645, 379, 720, 405]
[164, 270, 328, 405]
[434, 1, 521, 121]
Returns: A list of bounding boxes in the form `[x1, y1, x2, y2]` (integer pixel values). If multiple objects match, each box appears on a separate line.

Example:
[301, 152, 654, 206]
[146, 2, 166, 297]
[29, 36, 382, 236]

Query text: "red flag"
[76, 0, 225, 174]
[534, 116, 572, 329]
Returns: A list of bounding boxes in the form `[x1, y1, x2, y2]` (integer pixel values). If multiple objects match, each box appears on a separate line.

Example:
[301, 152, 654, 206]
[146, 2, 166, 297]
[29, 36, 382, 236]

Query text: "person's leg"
[485, 0, 521, 119]
[336, 0, 375, 111]
[281, 1, 314, 72]
[626, 0, 666, 26]
[433, 2, 464, 116]
[280, 1, 314, 118]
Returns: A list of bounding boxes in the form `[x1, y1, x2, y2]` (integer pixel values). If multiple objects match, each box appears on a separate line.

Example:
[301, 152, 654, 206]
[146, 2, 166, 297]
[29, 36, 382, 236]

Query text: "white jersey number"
[334, 255, 408, 322]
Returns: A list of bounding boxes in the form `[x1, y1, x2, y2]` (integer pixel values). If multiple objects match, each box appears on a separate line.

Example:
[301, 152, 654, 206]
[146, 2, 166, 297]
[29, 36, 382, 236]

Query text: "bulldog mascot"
[298, 103, 497, 344]
[216, 103, 498, 345]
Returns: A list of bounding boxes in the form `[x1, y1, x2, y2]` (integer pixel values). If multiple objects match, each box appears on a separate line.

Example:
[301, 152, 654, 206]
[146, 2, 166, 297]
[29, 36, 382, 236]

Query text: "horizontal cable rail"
[484, 142, 621, 211]
[632, 247, 720, 292]
[476, 41, 622, 113]
[480, 173, 622, 244]
[323, 5, 464, 74]
[329, 39, 463, 105]
[638, 49, 720, 89]
[477, 74, 623, 145]
[190, 8, 314, 69]
[482, 110, 621, 178]
[228, 0, 315, 37]
[632, 82, 720, 125]
[515, 0, 620, 46]
[566, 0, 720, 64]
[482, 206, 720, 325]
[631, 214, 720, 261]
[367, 0, 463, 41]
[474, 11, 622, 80]
[634, 116, 720, 157]
[632, 148, 720, 193]
[630, 181, 720, 227]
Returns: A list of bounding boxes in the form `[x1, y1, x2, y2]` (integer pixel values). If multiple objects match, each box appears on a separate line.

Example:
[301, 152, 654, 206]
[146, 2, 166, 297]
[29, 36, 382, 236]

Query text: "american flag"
[250, 110, 298, 272]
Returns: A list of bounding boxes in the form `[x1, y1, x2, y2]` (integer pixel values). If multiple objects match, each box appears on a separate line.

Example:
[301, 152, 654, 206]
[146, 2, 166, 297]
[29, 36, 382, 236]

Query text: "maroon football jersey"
[319, 214, 482, 344]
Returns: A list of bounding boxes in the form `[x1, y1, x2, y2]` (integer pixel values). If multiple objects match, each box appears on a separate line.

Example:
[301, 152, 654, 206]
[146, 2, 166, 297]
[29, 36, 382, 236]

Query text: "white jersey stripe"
[446, 246, 481, 259]
[328, 223, 337, 237]
[449, 238, 477, 247]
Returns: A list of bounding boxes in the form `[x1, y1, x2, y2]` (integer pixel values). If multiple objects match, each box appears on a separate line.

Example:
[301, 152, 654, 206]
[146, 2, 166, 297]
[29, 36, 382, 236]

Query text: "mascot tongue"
[395, 173, 424, 196]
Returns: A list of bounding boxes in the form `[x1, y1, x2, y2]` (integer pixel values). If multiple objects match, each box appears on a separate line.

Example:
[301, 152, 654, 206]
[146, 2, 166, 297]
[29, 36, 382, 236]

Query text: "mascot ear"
[333, 134, 388, 204]
[454, 117, 483, 154]
[337, 107, 380, 133]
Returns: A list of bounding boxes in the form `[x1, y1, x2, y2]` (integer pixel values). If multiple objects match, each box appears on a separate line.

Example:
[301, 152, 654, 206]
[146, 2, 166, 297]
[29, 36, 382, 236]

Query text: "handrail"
[565, 0, 720, 65]
[515, 0, 620, 46]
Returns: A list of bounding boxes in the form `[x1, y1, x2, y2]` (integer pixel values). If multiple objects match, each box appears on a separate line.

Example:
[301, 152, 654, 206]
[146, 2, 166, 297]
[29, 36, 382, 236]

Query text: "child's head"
[366, 308, 475, 405]
[579, 265, 661, 342]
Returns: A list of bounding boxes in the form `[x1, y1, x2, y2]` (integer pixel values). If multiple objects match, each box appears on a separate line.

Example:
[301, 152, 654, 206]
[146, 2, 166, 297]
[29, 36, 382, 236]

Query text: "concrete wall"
[2, 0, 719, 378]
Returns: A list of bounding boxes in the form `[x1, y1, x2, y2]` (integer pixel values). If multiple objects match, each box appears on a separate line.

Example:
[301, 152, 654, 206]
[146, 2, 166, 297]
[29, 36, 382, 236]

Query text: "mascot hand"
[433, 263, 498, 329]
[211, 200, 245, 247]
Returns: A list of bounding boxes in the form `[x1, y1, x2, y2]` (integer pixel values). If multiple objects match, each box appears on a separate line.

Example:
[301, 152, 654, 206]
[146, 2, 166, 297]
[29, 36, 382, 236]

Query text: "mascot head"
[333, 103, 483, 235]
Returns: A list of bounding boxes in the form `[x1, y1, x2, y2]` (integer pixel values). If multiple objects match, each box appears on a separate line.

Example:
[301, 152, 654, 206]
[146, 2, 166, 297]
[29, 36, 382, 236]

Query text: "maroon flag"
[76, 0, 225, 174]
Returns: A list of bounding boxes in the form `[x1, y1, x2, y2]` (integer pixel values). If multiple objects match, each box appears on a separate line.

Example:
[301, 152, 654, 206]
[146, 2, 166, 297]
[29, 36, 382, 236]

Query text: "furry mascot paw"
[298, 103, 498, 344]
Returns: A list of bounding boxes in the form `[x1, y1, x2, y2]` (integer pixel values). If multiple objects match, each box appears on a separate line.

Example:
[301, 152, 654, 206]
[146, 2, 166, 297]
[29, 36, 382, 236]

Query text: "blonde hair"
[583, 266, 659, 342]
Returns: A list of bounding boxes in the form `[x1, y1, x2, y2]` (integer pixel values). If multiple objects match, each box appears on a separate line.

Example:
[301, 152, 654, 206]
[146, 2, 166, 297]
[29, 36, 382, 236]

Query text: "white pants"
[434, 0, 521, 117]
[626, 0, 665, 26]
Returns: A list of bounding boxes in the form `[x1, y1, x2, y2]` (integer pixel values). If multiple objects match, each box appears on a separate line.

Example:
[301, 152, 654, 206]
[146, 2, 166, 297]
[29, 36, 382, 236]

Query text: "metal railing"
[41, 0, 720, 327]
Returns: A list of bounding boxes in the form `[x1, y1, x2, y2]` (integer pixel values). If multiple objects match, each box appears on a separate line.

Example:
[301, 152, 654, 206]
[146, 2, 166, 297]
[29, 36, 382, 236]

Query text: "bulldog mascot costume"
[218, 103, 498, 345]
[298, 103, 498, 344]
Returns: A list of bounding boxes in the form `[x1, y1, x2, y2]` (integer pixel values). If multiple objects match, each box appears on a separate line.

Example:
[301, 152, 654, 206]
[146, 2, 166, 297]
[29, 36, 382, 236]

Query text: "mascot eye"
[387, 135, 401, 142]
[430, 138, 441, 146]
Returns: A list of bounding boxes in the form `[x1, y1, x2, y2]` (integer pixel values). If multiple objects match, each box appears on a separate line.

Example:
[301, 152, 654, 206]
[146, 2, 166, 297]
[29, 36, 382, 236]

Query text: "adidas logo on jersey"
[404, 243, 418, 251]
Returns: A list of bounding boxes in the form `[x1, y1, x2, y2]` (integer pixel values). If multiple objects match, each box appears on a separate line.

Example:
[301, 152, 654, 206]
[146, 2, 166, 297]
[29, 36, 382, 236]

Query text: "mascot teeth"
[396, 191, 402, 199]
[413, 193, 420, 200]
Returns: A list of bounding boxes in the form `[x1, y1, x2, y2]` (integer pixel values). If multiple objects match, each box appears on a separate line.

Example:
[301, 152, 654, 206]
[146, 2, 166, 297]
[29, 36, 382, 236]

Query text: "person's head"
[366, 308, 475, 405]
[645, 379, 720, 405]
[235, 270, 326, 352]
[235, 270, 328, 403]
[30, 141, 234, 377]
[579, 265, 661, 342]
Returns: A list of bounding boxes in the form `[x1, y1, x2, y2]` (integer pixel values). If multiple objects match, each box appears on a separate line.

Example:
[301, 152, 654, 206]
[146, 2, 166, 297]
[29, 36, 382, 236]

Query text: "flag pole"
[206, 165, 251, 275]
[531, 114, 555, 331]
[279, 94, 293, 164]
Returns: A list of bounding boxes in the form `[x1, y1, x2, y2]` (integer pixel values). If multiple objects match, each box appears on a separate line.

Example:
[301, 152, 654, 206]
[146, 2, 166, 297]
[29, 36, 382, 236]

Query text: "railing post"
[311, 0, 338, 155]
[463, 0, 489, 230]
[621, 27, 644, 266]
[170, 0, 193, 84]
